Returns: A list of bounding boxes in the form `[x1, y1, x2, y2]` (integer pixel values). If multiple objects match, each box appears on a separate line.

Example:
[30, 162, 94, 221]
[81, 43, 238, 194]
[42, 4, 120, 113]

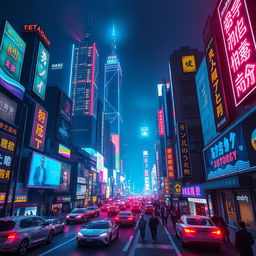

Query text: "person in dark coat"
[138, 214, 146, 241]
[33, 156, 46, 186]
[160, 206, 169, 227]
[218, 217, 230, 244]
[149, 213, 159, 243]
[235, 221, 254, 256]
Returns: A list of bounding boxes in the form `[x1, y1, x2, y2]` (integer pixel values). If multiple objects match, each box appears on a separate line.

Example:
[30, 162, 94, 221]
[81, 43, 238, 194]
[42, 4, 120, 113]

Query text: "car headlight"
[77, 232, 83, 237]
[99, 232, 108, 237]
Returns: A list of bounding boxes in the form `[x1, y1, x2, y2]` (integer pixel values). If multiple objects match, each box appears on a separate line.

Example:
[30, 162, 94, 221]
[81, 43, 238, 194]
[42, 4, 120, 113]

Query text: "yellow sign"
[182, 55, 196, 73]
[92, 196, 97, 203]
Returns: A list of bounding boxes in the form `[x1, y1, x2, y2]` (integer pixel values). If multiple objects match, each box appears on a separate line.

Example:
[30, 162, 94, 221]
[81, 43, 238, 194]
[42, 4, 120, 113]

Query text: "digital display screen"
[58, 144, 71, 159]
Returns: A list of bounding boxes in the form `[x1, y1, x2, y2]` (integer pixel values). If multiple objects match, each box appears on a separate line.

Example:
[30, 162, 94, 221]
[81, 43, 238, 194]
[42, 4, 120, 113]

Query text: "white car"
[76, 220, 119, 246]
[175, 215, 222, 249]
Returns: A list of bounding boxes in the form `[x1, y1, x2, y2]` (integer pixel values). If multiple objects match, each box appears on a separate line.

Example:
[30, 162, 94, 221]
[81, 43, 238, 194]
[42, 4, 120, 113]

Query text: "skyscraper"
[71, 13, 99, 148]
[104, 25, 122, 172]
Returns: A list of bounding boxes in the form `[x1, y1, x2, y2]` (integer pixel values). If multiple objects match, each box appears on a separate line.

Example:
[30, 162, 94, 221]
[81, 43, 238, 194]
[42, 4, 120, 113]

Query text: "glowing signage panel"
[164, 178, 170, 196]
[158, 110, 165, 136]
[182, 55, 196, 73]
[58, 144, 71, 159]
[166, 147, 175, 180]
[218, 0, 256, 106]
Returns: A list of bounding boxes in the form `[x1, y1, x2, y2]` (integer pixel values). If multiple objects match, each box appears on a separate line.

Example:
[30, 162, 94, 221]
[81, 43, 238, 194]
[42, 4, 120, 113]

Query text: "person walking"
[161, 206, 169, 227]
[218, 217, 230, 244]
[235, 221, 254, 256]
[149, 213, 159, 243]
[138, 214, 146, 241]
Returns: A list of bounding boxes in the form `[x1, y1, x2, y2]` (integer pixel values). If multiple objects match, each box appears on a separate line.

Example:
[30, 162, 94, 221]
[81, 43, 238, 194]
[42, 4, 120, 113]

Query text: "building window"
[223, 191, 237, 226]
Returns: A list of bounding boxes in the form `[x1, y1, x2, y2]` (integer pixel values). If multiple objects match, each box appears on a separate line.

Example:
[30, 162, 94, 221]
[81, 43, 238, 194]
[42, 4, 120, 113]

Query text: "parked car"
[107, 206, 120, 216]
[45, 218, 65, 234]
[86, 206, 100, 218]
[66, 208, 89, 224]
[115, 211, 135, 226]
[0, 216, 54, 256]
[144, 204, 155, 214]
[76, 220, 119, 246]
[175, 215, 222, 249]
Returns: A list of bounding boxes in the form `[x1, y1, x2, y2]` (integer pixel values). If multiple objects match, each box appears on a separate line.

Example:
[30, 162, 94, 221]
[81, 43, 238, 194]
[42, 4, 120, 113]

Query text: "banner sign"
[164, 177, 170, 196]
[182, 184, 204, 198]
[0, 91, 17, 124]
[166, 147, 175, 180]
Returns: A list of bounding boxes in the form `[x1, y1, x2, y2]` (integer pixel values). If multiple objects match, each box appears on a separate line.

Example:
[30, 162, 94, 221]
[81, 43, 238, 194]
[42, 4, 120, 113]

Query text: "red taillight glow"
[212, 230, 222, 235]
[184, 228, 196, 233]
[128, 217, 133, 221]
[76, 215, 82, 218]
[194, 216, 201, 220]
[115, 217, 120, 221]
[8, 233, 17, 239]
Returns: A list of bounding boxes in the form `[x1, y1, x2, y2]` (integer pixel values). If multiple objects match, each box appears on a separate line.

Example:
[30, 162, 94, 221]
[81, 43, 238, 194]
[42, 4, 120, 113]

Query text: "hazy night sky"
[2, 0, 217, 192]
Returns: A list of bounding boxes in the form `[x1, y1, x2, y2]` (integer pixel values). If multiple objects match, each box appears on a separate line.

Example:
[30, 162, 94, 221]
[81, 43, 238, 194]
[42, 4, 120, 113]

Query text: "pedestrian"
[138, 214, 146, 241]
[235, 221, 254, 256]
[149, 213, 159, 243]
[160, 206, 169, 227]
[218, 217, 230, 244]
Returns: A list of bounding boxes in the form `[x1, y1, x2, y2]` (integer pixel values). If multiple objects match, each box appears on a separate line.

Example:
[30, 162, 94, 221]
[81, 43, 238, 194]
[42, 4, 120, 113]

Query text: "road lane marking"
[164, 226, 182, 256]
[122, 235, 134, 252]
[128, 229, 139, 256]
[37, 237, 76, 256]
[134, 219, 139, 230]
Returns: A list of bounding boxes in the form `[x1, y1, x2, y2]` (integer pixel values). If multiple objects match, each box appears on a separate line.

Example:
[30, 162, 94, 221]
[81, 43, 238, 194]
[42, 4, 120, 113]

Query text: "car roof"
[118, 211, 132, 214]
[90, 220, 111, 224]
[182, 215, 209, 219]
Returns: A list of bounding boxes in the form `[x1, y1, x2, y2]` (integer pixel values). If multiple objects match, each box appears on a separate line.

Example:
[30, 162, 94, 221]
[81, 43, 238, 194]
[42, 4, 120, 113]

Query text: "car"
[86, 206, 100, 217]
[131, 204, 142, 213]
[125, 201, 130, 208]
[144, 204, 155, 214]
[66, 208, 89, 224]
[0, 216, 54, 256]
[115, 211, 136, 226]
[107, 206, 120, 216]
[118, 203, 126, 211]
[45, 218, 65, 234]
[101, 204, 110, 212]
[175, 215, 223, 249]
[76, 220, 119, 246]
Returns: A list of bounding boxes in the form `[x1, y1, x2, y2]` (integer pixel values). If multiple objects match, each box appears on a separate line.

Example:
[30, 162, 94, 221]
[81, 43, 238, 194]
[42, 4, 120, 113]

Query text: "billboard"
[157, 110, 165, 135]
[205, 37, 229, 131]
[57, 162, 71, 192]
[96, 152, 104, 173]
[111, 134, 120, 171]
[0, 92, 17, 124]
[0, 21, 26, 82]
[59, 92, 72, 123]
[181, 55, 197, 73]
[77, 163, 89, 184]
[218, 0, 256, 106]
[76, 184, 86, 199]
[103, 167, 108, 183]
[27, 152, 62, 189]
[33, 42, 50, 100]
[58, 144, 71, 159]
[30, 104, 48, 151]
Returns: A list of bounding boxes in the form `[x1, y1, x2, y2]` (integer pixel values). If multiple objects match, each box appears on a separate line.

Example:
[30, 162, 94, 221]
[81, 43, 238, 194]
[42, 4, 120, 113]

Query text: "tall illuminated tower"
[71, 13, 99, 148]
[104, 25, 122, 173]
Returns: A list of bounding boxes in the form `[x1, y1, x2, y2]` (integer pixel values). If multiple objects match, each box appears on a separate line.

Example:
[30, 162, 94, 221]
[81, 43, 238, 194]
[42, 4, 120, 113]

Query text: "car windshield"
[71, 209, 84, 213]
[86, 222, 110, 229]
[119, 212, 131, 216]
[87, 207, 95, 210]
[187, 218, 214, 226]
[0, 220, 15, 231]
[45, 219, 53, 224]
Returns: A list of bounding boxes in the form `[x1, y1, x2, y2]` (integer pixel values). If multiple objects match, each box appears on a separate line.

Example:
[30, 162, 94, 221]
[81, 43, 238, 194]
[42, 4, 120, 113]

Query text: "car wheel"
[107, 234, 112, 247]
[18, 239, 28, 256]
[47, 230, 54, 244]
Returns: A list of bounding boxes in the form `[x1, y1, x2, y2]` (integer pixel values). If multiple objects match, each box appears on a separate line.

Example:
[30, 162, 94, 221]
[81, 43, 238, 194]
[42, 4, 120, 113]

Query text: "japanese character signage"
[0, 92, 17, 124]
[178, 122, 191, 177]
[164, 177, 170, 196]
[143, 150, 150, 191]
[182, 185, 204, 198]
[30, 104, 48, 151]
[0, 119, 18, 137]
[0, 131, 16, 183]
[158, 109, 165, 136]
[205, 37, 229, 131]
[0, 21, 26, 82]
[182, 55, 197, 73]
[166, 147, 175, 180]
[218, 0, 256, 106]
[60, 92, 72, 123]
[33, 42, 50, 100]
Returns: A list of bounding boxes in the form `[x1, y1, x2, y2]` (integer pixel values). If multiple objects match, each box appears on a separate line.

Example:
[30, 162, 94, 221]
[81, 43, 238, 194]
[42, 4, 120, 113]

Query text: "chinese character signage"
[182, 55, 197, 73]
[218, 0, 256, 106]
[30, 104, 48, 151]
[60, 92, 72, 123]
[0, 119, 17, 137]
[205, 37, 229, 131]
[33, 42, 50, 100]
[182, 185, 204, 198]
[158, 109, 165, 136]
[166, 147, 175, 180]
[178, 122, 191, 177]
[0, 131, 16, 183]
[0, 21, 26, 82]
[0, 92, 17, 124]
[164, 177, 170, 196]
[173, 182, 182, 196]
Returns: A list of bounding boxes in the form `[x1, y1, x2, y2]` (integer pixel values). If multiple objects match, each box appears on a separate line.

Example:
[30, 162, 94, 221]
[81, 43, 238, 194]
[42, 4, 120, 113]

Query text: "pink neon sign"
[158, 110, 165, 136]
[218, 0, 256, 106]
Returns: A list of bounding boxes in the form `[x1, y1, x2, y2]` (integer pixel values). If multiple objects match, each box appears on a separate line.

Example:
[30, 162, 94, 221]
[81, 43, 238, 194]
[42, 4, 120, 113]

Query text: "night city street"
[1, 0, 256, 255]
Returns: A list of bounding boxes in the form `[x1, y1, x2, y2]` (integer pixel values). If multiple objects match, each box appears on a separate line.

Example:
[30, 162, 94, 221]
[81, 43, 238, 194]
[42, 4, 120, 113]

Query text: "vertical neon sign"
[218, 0, 256, 106]
[158, 110, 165, 135]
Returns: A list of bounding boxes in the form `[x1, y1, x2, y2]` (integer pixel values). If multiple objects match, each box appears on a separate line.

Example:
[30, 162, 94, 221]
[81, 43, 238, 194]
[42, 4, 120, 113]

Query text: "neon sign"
[23, 25, 51, 46]
[157, 110, 165, 136]
[218, 0, 256, 106]
[166, 147, 175, 180]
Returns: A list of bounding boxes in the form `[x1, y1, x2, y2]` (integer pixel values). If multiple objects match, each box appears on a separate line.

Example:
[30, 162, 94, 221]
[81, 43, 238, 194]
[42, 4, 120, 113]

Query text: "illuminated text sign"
[158, 110, 165, 136]
[0, 92, 17, 124]
[182, 55, 196, 73]
[182, 185, 204, 198]
[164, 178, 170, 196]
[166, 147, 175, 180]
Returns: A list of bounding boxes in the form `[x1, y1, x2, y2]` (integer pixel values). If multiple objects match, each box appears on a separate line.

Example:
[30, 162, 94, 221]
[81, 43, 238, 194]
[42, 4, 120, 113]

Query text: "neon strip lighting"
[90, 43, 96, 116]
[68, 44, 74, 98]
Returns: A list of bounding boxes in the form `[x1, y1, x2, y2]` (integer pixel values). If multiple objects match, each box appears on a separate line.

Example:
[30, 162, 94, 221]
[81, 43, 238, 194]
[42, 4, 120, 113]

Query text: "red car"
[119, 203, 126, 211]
[101, 204, 110, 212]
[86, 206, 100, 218]
[115, 211, 136, 226]
[108, 206, 120, 216]
[131, 204, 142, 213]
[144, 205, 155, 214]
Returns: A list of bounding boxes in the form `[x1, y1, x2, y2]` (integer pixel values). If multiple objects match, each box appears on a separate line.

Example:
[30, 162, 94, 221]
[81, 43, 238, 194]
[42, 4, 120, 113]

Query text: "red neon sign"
[23, 25, 50, 46]
[218, 0, 256, 106]
[158, 110, 165, 135]
[166, 147, 175, 180]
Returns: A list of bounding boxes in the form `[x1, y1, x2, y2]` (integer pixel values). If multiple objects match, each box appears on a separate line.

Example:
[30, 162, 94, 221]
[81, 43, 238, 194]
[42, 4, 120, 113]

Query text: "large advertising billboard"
[218, 0, 256, 106]
[0, 21, 26, 82]
[58, 144, 71, 159]
[33, 42, 50, 100]
[57, 162, 71, 192]
[59, 92, 72, 123]
[27, 152, 62, 189]
[0, 91, 17, 124]
[76, 184, 86, 199]
[77, 163, 89, 184]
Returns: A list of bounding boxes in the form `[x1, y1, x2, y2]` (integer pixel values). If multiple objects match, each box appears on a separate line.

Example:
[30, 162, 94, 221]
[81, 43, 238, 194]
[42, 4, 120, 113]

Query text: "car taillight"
[128, 217, 133, 220]
[116, 209, 119, 212]
[115, 217, 120, 221]
[212, 229, 222, 235]
[184, 228, 196, 233]
[76, 215, 82, 218]
[7, 233, 17, 239]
